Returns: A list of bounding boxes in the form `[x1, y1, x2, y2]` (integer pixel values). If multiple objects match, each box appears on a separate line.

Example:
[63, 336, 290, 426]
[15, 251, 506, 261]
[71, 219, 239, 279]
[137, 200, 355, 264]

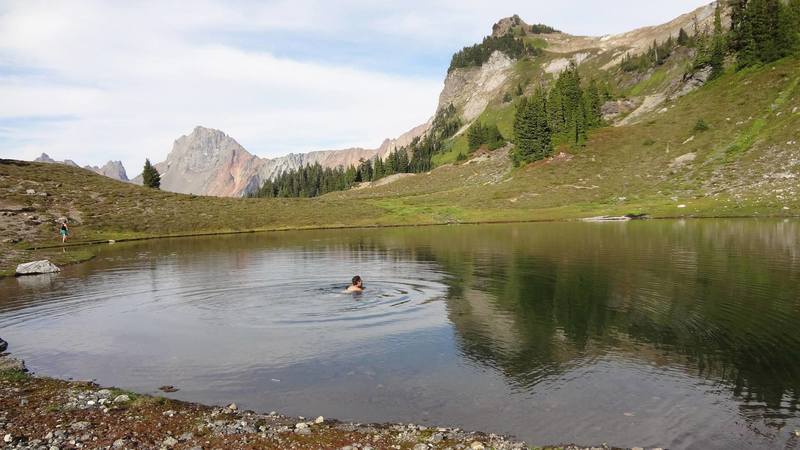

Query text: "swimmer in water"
[346, 275, 364, 293]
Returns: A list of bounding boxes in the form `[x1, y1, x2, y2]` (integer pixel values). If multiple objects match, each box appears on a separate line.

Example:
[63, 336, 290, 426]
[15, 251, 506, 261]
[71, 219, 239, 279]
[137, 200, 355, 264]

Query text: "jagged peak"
[491, 15, 528, 37]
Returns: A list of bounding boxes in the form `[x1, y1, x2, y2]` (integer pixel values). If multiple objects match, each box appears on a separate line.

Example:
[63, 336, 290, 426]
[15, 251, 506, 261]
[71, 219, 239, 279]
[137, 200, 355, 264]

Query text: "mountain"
[34, 153, 129, 182]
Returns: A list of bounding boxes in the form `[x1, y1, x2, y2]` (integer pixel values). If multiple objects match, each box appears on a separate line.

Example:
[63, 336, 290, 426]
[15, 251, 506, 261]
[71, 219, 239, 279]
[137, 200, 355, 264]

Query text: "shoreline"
[0, 351, 636, 450]
[4, 214, 796, 279]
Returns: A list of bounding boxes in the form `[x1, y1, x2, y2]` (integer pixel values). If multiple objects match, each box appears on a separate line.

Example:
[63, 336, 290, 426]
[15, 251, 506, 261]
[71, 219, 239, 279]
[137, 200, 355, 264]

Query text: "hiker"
[346, 275, 364, 293]
[60, 220, 69, 243]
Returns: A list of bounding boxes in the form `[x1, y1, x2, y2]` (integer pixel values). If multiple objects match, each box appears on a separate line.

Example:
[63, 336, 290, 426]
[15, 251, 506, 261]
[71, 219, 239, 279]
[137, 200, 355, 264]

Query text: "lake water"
[1, 220, 799, 449]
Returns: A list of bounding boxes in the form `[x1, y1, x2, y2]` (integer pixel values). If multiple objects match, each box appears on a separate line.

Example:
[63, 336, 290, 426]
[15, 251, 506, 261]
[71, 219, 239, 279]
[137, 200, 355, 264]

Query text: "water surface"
[1, 220, 799, 449]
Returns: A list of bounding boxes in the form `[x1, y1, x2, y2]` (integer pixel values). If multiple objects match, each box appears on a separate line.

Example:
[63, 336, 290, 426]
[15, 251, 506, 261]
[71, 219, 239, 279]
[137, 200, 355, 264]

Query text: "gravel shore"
[0, 351, 657, 450]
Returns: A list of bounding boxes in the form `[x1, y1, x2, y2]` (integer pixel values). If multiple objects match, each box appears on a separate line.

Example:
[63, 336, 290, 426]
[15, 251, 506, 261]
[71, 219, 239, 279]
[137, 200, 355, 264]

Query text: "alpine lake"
[2, 220, 799, 449]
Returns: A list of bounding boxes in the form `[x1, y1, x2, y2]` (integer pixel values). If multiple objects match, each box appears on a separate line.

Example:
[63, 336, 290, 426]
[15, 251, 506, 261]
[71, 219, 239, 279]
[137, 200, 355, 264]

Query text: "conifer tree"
[513, 89, 552, 165]
[709, 2, 726, 79]
[142, 159, 161, 189]
[678, 27, 690, 46]
[467, 122, 485, 150]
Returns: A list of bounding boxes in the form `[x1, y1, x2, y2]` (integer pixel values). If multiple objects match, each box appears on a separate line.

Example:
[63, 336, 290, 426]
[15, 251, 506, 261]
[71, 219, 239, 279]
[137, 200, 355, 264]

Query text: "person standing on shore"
[59, 220, 69, 243]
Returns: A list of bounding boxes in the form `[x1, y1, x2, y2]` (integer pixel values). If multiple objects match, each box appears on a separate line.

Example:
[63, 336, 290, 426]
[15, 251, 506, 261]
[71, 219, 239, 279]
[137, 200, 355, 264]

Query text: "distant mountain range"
[34, 153, 129, 182]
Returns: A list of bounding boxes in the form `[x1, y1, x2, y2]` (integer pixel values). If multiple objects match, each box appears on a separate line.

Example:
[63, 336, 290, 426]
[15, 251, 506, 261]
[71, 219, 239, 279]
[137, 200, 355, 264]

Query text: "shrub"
[694, 119, 710, 132]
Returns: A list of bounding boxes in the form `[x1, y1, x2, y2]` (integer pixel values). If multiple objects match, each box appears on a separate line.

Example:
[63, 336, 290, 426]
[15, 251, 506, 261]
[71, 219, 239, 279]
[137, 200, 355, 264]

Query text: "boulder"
[671, 152, 697, 168]
[15, 260, 61, 276]
[0, 355, 26, 372]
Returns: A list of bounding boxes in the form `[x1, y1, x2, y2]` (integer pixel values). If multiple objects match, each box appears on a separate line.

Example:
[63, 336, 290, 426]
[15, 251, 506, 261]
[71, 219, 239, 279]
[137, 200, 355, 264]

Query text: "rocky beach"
[0, 346, 644, 450]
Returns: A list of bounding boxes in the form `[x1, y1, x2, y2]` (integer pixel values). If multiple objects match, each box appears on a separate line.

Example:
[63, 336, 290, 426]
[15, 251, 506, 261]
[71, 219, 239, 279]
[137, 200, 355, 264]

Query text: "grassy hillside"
[2, 57, 798, 276]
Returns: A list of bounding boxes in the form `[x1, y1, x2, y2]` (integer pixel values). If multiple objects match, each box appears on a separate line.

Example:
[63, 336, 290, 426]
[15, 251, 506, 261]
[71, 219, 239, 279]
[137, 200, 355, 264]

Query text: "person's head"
[351, 275, 362, 287]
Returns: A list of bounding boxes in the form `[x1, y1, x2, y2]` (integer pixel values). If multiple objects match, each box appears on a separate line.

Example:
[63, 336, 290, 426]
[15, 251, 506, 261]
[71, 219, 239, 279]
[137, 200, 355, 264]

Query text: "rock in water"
[15, 260, 61, 276]
[0, 337, 7, 352]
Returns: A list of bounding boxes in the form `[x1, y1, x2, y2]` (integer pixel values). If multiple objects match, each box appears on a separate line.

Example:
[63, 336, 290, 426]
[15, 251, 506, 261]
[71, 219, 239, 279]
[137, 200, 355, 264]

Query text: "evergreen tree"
[585, 79, 603, 128]
[374, 157, 385, 180]
[512, 89, 552, 165]
[467, 122, 485, 150]
[709, 1, 726, 79]
[678, 27, 690, 46]
[142, 159, 161, 189]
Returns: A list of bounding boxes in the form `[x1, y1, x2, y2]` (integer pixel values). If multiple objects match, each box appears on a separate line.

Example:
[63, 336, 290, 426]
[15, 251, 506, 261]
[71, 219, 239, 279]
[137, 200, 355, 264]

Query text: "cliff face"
[133, 127, 266, 197]
[437, 50, 515, 122]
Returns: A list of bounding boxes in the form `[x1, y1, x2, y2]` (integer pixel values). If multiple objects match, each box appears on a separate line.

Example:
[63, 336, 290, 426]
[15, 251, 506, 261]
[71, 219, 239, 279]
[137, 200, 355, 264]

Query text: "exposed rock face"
[438, 51, 515, 122]
[135, 127, 266, 197]
[85, 161, 129, 182]
[601, 99, 637, 122]
[15, 260, 61, 276]
[34, 153, 129, 182]
[375, 120, 432, 159]
[491, 15, 527, 38]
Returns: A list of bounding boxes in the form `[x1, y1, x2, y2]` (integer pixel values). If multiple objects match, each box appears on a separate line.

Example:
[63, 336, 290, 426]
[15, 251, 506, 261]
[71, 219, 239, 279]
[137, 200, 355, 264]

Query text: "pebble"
[112, 439, 126, 448]
[71, 421, 91, 431]
[113, 394, 130, 403]
[163, 436, 179, 447]
[314, 415, 325, 424]
[470, 442, 485, 450]
[178, 431, 194, 441]
[295, 422, 308, 430]
[413, 444, 429, 450]
[227, 402, 237, 411]
[430, 432, 445, 443]
[4, 434, 12, 443]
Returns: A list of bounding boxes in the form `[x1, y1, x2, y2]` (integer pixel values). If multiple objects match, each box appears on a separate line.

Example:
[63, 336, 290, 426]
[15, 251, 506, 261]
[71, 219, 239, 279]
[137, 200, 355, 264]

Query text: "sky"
[0, 0, 711, 175]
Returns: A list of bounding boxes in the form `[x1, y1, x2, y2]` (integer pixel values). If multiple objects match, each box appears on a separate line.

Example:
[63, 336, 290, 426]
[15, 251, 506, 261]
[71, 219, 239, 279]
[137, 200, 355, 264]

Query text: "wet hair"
[352, 275, 362, 286]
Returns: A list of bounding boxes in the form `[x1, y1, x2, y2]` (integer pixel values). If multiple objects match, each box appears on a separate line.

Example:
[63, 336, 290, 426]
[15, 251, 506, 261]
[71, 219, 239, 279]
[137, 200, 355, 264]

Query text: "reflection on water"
[1, 220, 799, 449]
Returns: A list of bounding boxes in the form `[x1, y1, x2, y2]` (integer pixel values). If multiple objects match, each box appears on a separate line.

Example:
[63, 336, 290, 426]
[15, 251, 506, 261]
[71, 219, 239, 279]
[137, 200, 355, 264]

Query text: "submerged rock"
[0, 337, 7, 352]
[15, 260, 61, 276]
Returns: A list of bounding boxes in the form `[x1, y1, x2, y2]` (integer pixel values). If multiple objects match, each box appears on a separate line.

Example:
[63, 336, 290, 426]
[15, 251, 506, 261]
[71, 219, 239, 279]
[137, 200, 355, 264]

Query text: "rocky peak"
[95, 161, 129, 182]
[33, 153, 128, 182]
[34, 153, 56, 163]
[491, 15, 528, 37]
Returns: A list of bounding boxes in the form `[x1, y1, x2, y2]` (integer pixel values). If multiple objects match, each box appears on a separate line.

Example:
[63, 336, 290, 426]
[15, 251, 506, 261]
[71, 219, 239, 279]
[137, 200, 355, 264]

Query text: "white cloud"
[0, 0, 709, 174]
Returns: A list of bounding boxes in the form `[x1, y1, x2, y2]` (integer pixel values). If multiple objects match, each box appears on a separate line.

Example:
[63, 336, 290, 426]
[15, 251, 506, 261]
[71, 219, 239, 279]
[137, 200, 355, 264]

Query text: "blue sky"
[0, 0, 712, 174]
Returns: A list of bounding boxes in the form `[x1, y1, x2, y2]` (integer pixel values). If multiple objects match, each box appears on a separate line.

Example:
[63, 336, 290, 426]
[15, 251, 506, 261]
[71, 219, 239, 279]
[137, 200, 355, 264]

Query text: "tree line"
[249, 104, 463, 198]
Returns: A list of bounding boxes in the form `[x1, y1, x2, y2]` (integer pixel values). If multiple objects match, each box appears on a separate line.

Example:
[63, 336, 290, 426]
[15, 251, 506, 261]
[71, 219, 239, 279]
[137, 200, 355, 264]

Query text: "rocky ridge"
[34, 154, 129, 182]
